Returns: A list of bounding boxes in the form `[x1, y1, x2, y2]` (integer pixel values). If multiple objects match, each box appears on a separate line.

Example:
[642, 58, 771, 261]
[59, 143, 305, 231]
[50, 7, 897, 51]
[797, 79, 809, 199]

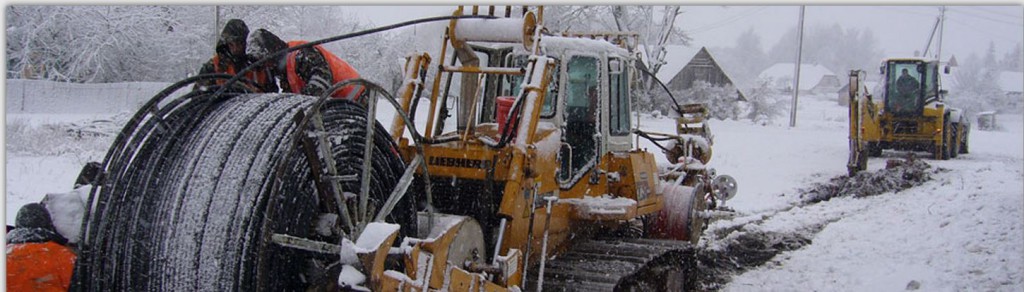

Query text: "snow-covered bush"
[743, 78, 786, 124]
[669, 80, 742, 120]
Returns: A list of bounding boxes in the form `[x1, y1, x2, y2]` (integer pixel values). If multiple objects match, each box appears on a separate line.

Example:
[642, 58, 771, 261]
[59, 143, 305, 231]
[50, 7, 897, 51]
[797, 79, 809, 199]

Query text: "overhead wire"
[873, 6, 1021, 53]
[944, 16, 1020, 48]
[884, 6, 939, 19]
[947, 6, 1023, 27]
[685, 6, 770, 35]
[964, 6, 1023, 22]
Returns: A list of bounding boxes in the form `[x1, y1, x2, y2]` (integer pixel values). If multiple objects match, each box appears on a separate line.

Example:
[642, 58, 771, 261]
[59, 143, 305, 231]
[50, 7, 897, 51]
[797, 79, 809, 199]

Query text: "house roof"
[758, 63, 836, 91]
[999, 71, 1023, 93]
[637, 45, 701, 82]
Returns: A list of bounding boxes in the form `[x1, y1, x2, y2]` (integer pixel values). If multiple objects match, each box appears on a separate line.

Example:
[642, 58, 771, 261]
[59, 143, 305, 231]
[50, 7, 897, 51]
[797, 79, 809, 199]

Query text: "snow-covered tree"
[951, 52, 1005, 116]
[714, 27, 770, 91]
[8, 6, 212, 82]
[744, 78, 786, 124]
[1002, 42, 1023, 72]
[983, 41, 999, 69]
[6, 6, 393, 84]
[671, 80, 741, 120]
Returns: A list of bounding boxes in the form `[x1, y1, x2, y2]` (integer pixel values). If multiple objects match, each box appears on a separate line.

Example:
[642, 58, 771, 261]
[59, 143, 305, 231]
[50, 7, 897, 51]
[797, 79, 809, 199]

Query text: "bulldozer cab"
[882, 59, 940, 116]
[416, 30, 636, 190]
[503, 46, 634, 188]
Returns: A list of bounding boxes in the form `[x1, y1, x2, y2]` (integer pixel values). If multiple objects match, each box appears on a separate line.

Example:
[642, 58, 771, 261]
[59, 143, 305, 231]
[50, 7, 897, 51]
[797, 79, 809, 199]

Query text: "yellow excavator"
[73, 6, 737, 291]
[847, 57, 969, 175]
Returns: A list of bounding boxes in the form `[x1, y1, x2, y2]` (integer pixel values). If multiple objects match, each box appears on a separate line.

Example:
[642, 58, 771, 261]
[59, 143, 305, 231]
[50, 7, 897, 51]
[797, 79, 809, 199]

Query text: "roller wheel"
[647, 183, 706, 244]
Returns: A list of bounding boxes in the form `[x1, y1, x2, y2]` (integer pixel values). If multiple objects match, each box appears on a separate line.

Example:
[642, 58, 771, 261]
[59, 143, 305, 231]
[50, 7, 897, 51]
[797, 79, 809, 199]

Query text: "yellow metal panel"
[448, 267, 474, 291]
[483, 281, 507, 292]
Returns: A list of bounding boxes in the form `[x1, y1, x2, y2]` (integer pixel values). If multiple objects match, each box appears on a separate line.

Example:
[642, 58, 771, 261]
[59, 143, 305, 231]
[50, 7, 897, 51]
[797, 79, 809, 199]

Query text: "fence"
[6, 79, 178, 114]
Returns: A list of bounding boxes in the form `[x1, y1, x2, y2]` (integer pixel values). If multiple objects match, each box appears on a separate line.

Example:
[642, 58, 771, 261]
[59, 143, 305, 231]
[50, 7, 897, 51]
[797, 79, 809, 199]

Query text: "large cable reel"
[76, 77, 432, 291]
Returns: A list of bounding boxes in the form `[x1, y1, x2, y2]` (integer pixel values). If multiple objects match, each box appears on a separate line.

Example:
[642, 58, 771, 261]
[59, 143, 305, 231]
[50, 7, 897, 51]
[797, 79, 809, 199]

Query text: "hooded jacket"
[248, 29, 361, 99]
[6, 203, 76, 292]
[195, 19, 275, 93]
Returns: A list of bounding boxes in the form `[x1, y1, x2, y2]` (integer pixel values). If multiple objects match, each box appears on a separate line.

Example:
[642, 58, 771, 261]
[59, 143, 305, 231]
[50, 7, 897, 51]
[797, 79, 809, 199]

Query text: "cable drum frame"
[74, 73, 260, 289]
[74, 75, 435, 290]
[260, 78, 436, 250]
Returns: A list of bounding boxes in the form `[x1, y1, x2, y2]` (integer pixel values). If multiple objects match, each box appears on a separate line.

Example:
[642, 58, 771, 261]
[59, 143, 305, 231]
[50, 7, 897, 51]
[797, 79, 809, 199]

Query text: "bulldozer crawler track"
[529, 238, 694, 292]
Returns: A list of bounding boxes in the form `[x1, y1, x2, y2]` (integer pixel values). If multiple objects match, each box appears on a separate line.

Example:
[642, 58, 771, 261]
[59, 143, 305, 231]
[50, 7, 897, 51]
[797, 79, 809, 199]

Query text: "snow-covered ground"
[5, 81, 1022, 290]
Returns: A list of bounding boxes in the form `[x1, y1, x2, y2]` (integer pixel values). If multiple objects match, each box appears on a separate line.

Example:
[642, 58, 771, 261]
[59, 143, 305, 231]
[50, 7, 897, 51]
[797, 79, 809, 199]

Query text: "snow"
[453, 18, 528, 45]
[337, 264, 369, 291]
[723, 157, 1023, 291]
[560, 194, 636, 216]
[5, 80, 1022, 291]
[356, 222, 401, 250]
[532, 123, 561, 158]
[534, 36, 629, 57]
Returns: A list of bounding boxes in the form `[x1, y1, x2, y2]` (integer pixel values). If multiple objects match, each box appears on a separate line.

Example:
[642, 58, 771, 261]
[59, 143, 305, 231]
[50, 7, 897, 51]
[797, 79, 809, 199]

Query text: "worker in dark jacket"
[6, 203, 76, 291]
[195, 19, 276, 93]
[247, 28, 363, 99]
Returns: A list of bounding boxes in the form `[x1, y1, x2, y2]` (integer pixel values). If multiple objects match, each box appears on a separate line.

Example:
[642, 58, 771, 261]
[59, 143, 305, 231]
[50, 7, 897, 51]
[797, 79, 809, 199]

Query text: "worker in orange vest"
[6, 203, 76, 291]
[195, 19, 276, 93]
[246, 28, 363, 100]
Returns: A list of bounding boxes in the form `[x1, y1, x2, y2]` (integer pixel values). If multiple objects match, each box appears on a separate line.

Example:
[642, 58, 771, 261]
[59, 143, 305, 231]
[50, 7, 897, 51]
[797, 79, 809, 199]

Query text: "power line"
[947, 6, 1023, 27]
[965, 6, 1023, 21]
[885, 6, 940, 19]
[685, 6, 770, 35]
[945, 16, 1021, 48]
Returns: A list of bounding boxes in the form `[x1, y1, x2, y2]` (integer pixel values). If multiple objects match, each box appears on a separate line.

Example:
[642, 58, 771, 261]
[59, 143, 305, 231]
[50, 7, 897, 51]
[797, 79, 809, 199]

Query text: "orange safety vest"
[285, 41, 363, 99]
[6, 241, 76, 292]
[212, 55, 270, 91]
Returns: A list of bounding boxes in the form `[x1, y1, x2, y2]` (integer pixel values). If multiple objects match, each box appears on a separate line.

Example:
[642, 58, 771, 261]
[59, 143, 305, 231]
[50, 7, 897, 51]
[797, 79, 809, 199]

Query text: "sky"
[342, 5, 1024, 64]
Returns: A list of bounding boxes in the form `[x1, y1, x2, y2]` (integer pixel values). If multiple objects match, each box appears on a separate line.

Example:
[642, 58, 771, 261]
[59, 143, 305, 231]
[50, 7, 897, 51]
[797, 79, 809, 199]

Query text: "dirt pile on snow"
[675, 225, 821, 291]
[801, 155, 942, 204]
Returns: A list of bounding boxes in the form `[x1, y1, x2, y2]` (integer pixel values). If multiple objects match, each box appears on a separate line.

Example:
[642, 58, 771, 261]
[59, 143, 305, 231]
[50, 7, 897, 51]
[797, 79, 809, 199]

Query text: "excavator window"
[886, 62, 924, 116]
[559, 55, 600, 184]
[924, 63, 938, 99]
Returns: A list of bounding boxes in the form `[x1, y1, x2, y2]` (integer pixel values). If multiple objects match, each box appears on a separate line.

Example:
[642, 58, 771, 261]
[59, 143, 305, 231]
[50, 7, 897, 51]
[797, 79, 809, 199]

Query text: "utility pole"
[789, 6, 806, 128]
[214, 6, 221, 44]
[937, 6, 946, 62]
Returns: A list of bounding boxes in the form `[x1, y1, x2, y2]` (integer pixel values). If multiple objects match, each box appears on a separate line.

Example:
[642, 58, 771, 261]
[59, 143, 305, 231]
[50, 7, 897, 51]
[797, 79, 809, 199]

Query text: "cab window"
[609, 58, 631, 136]
[505, 55, 558, 118]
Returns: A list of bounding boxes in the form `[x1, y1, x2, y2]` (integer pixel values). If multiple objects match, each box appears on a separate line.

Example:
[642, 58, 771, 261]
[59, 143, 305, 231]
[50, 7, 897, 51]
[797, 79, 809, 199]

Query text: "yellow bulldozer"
[72, 6, 736, 291]
[847, 57, 969, 175]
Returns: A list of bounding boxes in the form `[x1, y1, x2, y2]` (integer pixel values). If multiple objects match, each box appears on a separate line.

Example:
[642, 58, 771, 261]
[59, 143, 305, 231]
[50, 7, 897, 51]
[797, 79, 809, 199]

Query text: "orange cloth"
[285, 40, 363, 99]
[6, 242, 77, 292]
[212, 54, 271, 90]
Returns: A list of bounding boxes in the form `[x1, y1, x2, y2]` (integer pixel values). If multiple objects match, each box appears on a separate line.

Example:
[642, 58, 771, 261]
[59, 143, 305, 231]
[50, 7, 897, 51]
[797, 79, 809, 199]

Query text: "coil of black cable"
[78, 92, 411, 291]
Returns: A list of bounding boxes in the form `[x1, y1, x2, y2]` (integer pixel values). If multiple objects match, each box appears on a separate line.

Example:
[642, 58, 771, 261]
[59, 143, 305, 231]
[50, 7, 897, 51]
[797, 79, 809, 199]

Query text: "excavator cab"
[882, 59, 940, 117]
